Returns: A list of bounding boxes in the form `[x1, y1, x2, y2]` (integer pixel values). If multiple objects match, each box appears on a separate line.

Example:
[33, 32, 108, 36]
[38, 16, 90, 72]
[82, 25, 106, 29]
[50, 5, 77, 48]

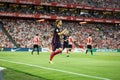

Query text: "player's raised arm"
[58, 28, 67, 36]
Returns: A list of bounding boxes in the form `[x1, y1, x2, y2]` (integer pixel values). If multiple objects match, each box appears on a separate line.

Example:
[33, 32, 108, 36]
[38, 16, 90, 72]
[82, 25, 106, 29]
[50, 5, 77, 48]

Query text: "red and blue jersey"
[52, 27, 61, 44]
[63, 35, 69, 43]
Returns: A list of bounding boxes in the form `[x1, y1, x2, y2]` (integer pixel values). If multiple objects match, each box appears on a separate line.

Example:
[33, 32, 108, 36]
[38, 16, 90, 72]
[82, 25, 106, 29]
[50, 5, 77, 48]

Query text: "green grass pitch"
[0, 51, 120, 80]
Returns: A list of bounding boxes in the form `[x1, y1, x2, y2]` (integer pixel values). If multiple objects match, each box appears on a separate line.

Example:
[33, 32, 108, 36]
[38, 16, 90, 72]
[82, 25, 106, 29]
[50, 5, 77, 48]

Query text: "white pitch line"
[0, 59, 111, 80]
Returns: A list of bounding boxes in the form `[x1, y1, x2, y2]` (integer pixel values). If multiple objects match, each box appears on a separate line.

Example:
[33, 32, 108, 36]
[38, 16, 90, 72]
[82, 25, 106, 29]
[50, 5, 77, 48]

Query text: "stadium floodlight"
[79, 22, 87, 24]
[80, 12, 88, 15]
[37, 19, 45, 22]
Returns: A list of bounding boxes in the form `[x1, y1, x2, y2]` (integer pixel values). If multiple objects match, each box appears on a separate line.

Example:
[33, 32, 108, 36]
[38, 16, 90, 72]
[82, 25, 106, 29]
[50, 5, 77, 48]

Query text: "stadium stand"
[41, 0, 120, 8]
[0, 27, 13, 48]
[0, 3, 119, 20]
[0, 0, 120, 49]
[1, 19, 120, 49]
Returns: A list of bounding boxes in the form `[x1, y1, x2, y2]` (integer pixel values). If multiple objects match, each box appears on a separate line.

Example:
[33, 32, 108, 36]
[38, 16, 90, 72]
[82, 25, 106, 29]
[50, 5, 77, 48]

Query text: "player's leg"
[66, 48, 69, 57]
[90, 45, 93, 55]
[85, 45, 89, 54]
[66, 43, 69, 57]
[85, 49, 88, 54]
[90, 49, 93, 55]
[69, 44, 72, 52]
[63, 42, 69, 55]
[49, 44, 62, 63]
[31, 45, 35, 55]
[66, 44, 72, 57]
[36, 45, 39, 55]
[61, 43, 66, 54]
[49, 44, 56, 64]
[50, 48, 62, 61]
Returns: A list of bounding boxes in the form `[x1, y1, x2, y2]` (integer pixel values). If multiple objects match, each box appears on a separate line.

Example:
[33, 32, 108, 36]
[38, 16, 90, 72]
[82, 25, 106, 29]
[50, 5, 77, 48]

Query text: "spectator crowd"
[0, 2, 120, 20]
[23, 0, 120, 8]
[0, 0, 119, 49]
[0, 19, 120, 49]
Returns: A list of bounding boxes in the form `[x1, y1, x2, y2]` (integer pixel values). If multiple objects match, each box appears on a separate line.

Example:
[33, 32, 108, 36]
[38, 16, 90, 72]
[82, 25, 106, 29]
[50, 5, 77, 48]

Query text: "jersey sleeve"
[55, 28, 60, 34]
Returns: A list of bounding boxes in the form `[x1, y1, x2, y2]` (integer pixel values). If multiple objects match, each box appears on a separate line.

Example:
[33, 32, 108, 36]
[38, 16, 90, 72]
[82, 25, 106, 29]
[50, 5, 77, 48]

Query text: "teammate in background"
[31, 34, 40, 55]
[68, 33, 73, 53]
[63, 31, 70, 57]
[49, 20, 67, 64]
[85, 34, 93, 55]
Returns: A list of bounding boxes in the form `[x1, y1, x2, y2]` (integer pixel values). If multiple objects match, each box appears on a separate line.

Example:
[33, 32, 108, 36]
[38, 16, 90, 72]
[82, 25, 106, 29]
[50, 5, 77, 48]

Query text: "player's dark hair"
[36, 34, 38, 36]
[89, 34, 92, 36]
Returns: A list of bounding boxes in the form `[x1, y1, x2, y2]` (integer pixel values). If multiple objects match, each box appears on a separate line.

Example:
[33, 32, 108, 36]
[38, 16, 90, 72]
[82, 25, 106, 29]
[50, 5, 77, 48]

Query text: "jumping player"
[85, 34, 93, 55]
[49, 20, 67, 64]
[31, 34, 40, 55]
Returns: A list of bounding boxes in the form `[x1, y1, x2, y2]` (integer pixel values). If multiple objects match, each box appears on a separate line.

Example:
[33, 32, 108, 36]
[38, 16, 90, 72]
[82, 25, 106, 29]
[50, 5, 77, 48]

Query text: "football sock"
[86, 50, 88, 54]
[50, 49, 62, 61]
[91, 50, 93, 55]
[37, 48, 39, 55]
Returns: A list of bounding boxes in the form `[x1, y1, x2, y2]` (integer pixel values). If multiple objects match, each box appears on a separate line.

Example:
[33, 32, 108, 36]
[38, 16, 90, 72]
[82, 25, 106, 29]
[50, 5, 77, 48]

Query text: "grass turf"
[0, 51, 120, 80]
